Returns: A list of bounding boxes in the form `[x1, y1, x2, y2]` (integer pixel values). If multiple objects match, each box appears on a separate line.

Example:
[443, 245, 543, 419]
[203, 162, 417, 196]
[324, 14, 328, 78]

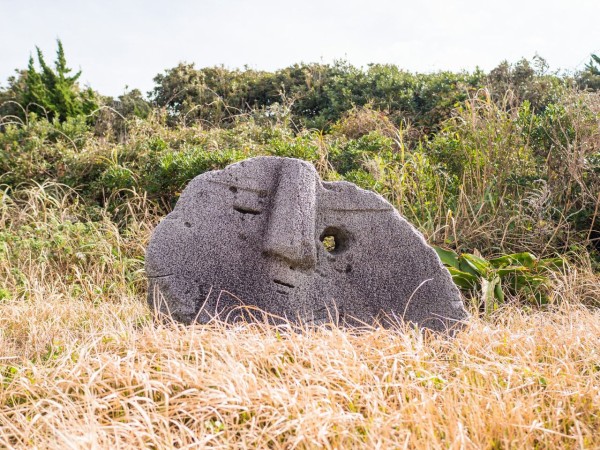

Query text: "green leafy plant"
[434, 246, 563, 314]
[10, 40, 98, 122]
[578, 53, 600, 90]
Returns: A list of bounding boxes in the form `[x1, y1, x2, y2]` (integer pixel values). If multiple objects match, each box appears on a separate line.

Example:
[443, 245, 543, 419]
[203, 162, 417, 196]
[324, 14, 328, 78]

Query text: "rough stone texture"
[146, 156, 468, 332]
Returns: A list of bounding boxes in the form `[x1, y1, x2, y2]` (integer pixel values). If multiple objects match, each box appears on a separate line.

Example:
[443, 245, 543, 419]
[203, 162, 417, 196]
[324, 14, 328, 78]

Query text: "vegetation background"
[0, 42, 599, 448]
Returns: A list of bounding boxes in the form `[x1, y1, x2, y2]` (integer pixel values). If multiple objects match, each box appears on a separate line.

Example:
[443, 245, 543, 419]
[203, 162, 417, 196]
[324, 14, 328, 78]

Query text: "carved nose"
[263, 159, 318, 269]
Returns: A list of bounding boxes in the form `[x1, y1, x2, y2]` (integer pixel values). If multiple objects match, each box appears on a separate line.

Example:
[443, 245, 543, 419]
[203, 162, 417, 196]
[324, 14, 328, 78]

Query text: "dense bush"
[0, 40, 98, 123]
[1, 92, 598, 263]
[1, 49, 599, 265]
[148, 61, 487, 131]
[578, 54, 600, 91]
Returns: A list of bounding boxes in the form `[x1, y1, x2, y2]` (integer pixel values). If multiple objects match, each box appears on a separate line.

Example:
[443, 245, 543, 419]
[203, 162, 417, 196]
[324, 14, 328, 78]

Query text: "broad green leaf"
[494, 281, 504, 303]
[490, 252, 537, 268]
[433, 246, 460, 269]
[496, 266, 529, 277]
[538, 257, 564, 270]
[512, 274, 548, 291]
[447, 267, 479, 289]
[458, 258, 480, 277]
[461, 253, 490, 277]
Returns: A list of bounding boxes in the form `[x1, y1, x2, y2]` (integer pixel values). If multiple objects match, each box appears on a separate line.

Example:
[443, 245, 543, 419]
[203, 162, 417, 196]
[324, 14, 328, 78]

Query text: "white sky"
[2, 0, 599, 97]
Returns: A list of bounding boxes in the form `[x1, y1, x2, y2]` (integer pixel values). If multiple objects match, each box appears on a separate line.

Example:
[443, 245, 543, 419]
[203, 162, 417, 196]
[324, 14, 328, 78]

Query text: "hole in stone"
[345, 264, 352, 273]
[321, 235, 336, 252]
[320, 227, 350, 254]
[184, 222, 192, 228]
[234, 206, 261, 215]
[229, 186, 238, 193]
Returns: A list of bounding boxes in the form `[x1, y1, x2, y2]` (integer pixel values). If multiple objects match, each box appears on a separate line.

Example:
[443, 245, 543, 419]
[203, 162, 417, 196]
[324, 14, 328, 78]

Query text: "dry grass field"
[1, 289, 600, 448]
[1, 185, 600, 449]
[1, 44, 599, 448]
[3, 13, 600, 450]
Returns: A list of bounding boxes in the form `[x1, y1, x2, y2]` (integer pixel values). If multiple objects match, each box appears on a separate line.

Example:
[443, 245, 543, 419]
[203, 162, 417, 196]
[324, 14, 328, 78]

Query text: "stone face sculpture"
[146, 157, 468, 332]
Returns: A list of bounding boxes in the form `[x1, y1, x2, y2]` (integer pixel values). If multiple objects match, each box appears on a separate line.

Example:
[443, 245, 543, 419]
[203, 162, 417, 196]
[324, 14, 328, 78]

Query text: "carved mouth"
[273, 279, 295, 296]
[233, 205, 261, 215]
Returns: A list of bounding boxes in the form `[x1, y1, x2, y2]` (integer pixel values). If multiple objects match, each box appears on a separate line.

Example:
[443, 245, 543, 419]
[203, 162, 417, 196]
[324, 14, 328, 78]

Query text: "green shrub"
[142, 147, 249, 203]
[435, 246, 564, 313]
[0, 40, 99, 123]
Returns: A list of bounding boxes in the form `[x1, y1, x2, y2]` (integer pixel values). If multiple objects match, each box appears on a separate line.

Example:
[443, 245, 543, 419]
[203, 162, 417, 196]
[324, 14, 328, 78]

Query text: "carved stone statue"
[146, 157, 468, 332]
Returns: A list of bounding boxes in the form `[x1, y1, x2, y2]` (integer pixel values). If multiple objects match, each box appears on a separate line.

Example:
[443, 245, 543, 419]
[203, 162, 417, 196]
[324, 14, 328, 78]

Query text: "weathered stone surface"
[146, 156, 468, 332]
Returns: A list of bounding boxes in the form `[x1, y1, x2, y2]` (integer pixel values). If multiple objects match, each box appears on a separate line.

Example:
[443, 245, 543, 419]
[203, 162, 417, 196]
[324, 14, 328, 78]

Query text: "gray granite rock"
[146, 156, 468, 332]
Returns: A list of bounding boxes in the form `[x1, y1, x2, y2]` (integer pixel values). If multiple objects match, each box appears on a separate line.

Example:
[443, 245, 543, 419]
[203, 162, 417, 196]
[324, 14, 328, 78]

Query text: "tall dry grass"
[1, 184, 600, 449]
[1, 292, 600, 448]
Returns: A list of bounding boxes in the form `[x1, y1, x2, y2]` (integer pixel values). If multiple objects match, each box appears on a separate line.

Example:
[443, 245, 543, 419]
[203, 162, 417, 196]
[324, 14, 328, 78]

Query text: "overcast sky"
[2, 0, 599, 97]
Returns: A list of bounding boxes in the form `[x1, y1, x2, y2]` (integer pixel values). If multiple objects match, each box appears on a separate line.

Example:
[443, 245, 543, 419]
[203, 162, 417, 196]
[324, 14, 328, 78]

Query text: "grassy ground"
[1, 56, 599, 447]
[1, 186, 600, 448]
[1, 292, 600, 448]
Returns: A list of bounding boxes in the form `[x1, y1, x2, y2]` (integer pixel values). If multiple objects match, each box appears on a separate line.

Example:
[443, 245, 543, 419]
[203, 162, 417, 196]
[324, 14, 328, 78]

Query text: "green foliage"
[587, 54, 600, 75]
[3, 40, 99, 122]
[487, 56, 564, 111]
[522, 91, 600, 246]
[1, 50, 598, 271]
[0, 288, 10, 302]
[143, 147, 248, 201]
[429, 95, 538, 187]
[434, 246, 564, 314]
[330, 131, 395, 175]
[578, 54, 600, 91]
[148, 61, 486, 131]
[267, 135, 322, 161]
[0, 114, 90, 185]
[1, 181, 151, 297]
[115, 88, 151, 119]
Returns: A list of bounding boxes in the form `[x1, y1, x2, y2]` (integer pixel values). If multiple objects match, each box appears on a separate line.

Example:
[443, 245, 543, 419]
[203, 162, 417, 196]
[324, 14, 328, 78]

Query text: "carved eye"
[230, 186, 264, 215]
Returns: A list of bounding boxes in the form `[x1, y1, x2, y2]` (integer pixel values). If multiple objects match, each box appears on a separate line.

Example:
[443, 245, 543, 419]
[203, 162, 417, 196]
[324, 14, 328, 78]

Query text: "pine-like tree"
[585, 54, 600, 75]
[15, 40, 98, 121]
[578, 53, 600, 91]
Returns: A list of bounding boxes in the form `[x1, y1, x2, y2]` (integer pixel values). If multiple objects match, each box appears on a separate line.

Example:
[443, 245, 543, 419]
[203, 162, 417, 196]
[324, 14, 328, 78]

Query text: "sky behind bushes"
[2, 0, 599, 97]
